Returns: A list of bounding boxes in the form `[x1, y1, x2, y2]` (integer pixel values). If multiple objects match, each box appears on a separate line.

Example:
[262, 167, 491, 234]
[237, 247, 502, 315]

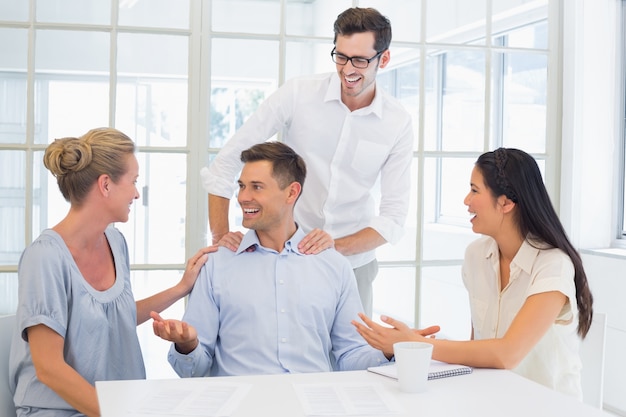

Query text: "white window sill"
[580, 247, 626, 260]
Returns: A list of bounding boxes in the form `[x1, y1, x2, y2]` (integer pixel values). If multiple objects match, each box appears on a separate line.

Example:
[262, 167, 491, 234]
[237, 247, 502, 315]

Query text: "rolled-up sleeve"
[368, 115, 413, 244]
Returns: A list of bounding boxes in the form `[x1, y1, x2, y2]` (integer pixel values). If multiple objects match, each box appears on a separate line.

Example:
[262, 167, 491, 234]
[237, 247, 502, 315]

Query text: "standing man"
[201, 7, 414, 316]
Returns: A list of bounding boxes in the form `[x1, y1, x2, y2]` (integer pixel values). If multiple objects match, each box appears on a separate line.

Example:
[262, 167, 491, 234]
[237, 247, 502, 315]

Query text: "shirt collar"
[484, 236, 540, 276]
[235, 226, 307, 255]
[511, 239, 541, 276]
[325, 72, 384, 118]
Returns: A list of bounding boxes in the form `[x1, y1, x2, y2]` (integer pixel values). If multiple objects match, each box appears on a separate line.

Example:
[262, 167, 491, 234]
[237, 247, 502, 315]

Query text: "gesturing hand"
[352, 313, 440, 356]
[150, 311, 199, 354]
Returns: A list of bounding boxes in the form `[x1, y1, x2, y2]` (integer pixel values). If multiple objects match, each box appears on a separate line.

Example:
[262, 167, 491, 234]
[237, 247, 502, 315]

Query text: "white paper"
[293, 382, 403, 416]
[128, 382, 252, 416]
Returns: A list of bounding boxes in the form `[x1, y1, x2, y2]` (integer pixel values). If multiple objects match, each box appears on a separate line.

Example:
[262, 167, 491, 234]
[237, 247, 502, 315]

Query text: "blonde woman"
[9, 128, 214, 417]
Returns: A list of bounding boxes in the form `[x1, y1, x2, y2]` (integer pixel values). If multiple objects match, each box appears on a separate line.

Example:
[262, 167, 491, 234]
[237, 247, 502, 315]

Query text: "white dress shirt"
[462, 236, 582, 399]
[201, 72, 414, 268]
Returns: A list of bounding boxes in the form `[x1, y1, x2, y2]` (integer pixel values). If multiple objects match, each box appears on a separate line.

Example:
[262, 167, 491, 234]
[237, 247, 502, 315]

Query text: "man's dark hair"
[333, 7, 392, 52]
[241, 141, 306, 193]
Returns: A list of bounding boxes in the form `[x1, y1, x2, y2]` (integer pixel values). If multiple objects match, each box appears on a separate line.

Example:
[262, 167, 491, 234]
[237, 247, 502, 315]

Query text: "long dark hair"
[475, 148, 593, 338]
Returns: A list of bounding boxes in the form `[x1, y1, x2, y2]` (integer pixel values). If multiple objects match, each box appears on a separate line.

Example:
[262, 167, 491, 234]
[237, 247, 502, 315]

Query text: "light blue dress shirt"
[168, 227, 389, 377]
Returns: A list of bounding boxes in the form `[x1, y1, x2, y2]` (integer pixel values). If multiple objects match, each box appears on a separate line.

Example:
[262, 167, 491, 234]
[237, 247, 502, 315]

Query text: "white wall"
[582, 253, 626, 414]
[561, 0, 625, 414]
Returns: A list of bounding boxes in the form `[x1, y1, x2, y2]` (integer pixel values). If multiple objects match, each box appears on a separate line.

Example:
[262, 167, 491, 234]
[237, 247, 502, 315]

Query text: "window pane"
[117, 33, 188, 147]
[33, 150, 70, 240]
[118, 33, 188, 77]
[210, 38, 278, 148]
[425, 49, 486, 152]
[377, 56, 420, 152]
[0, 28, 28, 144]
[494, 51, 547, 152]
[211, 38, 278, 80]
[209, 81, 275, 149]
[423, 157, 478, 261]
[117, 81, 188, 148]
[36, 0, 111, 25]
[492, 1, 548, 49]
[372, 266, 416, 326]
[0, 2, 28, 21]
[427, 0, 486, 44]
[286, 0, 352, 37]
[36, 31, 110, 73]
[421, 265, 471, 340]
[116, 153, 186, 265]
[45, 80, 110, 144]
[285, 41, 335, 81]
[133, 270, 184, 379]
[212, 0, 280, 34]
[360, 0, 421, 43]
[35, 30, 111, 144]
[0, 151, 25, 266]
[118, 0, 189, 29]
[0, 273, 18, 315]
[496, 20, 548, 49]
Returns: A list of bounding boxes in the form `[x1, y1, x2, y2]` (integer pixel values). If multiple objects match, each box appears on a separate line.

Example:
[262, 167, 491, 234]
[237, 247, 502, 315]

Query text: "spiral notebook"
[368, 360, 472, 380]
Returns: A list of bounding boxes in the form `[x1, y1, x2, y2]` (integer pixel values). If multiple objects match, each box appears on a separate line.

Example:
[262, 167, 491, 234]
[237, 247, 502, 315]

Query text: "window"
[373, 5, 550, 336]
[0, 0, 557, 376]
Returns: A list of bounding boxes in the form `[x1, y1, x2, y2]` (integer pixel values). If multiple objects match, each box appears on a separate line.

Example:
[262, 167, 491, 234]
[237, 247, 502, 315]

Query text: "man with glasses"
[201, 7, 414, 317]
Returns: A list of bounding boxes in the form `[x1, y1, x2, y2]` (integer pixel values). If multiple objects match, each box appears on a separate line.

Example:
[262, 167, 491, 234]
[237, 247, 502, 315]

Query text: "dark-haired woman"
[353, 148, 593, 399]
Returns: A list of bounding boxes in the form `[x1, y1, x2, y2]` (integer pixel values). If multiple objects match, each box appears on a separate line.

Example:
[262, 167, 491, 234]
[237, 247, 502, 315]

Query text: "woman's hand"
[179, 245, 217, 292]
[352, 313, 440, 356]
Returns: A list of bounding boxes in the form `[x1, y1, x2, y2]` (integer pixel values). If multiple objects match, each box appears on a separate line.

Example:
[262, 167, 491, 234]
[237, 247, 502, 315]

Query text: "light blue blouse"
[168, 227, 389, 377]
[9, 226, 145, 415]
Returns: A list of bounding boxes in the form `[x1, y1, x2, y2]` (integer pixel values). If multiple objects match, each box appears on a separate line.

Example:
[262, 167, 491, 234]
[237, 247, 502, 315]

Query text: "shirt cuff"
[200, 166, 237, 198]
[368, 216, 405, 245]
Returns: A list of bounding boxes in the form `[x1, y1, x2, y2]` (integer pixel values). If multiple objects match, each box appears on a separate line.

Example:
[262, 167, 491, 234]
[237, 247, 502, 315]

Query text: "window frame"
[618, 0, 626, 242]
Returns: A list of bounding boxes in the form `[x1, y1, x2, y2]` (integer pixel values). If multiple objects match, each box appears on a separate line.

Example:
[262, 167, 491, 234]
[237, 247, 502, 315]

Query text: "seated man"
[151, 142, 416, 376]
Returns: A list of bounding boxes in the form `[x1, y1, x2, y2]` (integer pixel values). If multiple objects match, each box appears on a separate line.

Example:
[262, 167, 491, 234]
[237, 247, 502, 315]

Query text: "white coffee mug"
[393, 341, 433, 393]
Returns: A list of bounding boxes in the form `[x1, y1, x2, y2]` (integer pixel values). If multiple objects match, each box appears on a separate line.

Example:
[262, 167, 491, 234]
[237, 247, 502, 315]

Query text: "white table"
[97, 367, 609, 417]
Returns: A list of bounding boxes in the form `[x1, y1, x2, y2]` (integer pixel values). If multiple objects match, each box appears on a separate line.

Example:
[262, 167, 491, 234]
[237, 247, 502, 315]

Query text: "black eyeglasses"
[330, 47, 383, 69]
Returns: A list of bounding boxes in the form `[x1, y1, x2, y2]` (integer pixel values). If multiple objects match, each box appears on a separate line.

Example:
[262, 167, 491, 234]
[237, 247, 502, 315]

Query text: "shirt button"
[280, 308, 285, 313]
[279, 280, 285, 285]
[281, 337, 287, 343]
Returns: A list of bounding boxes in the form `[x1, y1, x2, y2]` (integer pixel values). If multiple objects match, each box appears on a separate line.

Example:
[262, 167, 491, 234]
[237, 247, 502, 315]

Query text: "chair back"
[580, 312, 607, 409]
[0, 314, 16, 417]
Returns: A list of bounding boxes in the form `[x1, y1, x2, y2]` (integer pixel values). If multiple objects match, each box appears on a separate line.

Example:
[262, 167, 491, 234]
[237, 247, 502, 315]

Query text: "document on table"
[127, 381, 252, 416]
[293, 382, 403, 416]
